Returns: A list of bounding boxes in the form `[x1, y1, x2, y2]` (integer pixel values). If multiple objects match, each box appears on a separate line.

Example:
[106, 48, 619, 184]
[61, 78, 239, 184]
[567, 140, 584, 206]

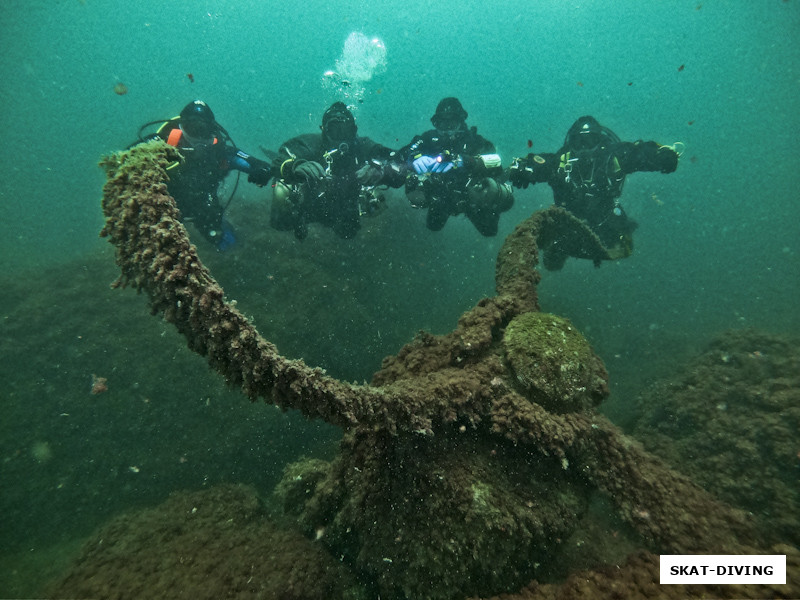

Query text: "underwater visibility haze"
[1, 1, 799, 598]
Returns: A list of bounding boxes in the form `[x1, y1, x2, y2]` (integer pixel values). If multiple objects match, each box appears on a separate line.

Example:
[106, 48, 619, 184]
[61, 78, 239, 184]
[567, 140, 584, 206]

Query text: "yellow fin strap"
[662, 141, 685, 157]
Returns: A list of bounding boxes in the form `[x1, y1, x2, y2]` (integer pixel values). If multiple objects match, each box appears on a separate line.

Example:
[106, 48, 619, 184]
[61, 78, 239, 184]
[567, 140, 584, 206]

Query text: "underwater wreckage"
[97, 140, 785, 599]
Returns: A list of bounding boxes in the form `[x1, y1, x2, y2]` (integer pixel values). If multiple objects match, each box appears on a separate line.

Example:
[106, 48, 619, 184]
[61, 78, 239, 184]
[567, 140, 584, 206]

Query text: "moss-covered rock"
[633, 329, 800, 547]
[46, 484, 367, 600]
[503, 312, 608, 412]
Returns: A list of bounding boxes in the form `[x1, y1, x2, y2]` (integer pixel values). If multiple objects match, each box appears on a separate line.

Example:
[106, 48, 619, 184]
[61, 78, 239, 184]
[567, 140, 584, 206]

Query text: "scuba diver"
[509, 115, 680, 270]
[270, 101, 406, 240]
[136, 100, 273, 251]
[399, 97, 514, 237]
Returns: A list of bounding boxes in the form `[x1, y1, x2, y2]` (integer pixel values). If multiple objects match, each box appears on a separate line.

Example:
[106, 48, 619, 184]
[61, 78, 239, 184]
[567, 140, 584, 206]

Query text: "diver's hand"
[412, 155, 454, 174]
[657, 146, 679, 173]
[356, 162, 384, 186]
[293, 160, 326, 181]
[508, 157, 532, 188]
[430, 156, 454, 173]
[247, 167, 272, 187]
[412, 155, 438, 174]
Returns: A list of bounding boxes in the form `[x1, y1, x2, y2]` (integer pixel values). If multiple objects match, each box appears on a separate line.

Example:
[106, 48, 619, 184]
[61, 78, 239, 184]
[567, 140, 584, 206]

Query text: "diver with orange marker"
[135, 100, 273, 251]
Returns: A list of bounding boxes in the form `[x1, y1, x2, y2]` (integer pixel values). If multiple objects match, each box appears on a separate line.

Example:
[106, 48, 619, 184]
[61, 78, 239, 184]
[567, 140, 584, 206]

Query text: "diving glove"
[412, 155, 437, 174]
[293, 160, 326, 181]
[508, 157, 532, 188]
[657, 147, 679, 173]
[247, 167, 272, 186]
[412, 155, 454, 174]
[430, 156, 454, 173]
[356, 162, 384, 186]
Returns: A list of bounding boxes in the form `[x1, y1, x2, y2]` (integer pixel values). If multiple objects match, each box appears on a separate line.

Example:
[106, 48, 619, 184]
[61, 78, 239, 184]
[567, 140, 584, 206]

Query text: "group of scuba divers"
[135, 97, 680, 270]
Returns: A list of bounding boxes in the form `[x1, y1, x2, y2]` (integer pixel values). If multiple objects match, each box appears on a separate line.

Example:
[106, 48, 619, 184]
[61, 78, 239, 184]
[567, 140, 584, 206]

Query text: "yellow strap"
[661, 141, 685, 156]
[279, 158, 294, 178]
